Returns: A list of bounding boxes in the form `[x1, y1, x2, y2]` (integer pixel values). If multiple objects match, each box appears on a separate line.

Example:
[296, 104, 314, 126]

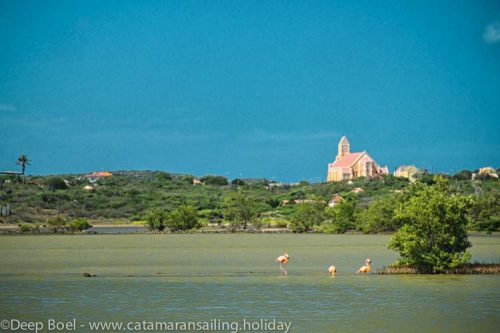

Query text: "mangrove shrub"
[388, 179, 472, 273]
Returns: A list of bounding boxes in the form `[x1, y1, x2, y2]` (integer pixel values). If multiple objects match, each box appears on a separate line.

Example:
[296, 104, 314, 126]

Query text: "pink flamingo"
[328, 265, 336, 276]
[356, 258, 372, 274]
[275, 253, 289, 275]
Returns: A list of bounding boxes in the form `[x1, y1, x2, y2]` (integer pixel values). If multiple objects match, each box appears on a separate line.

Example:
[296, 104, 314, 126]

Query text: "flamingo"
[275, 253, 289, 276]
[328, 265, 336, 276]
[356, 258, 372, 274]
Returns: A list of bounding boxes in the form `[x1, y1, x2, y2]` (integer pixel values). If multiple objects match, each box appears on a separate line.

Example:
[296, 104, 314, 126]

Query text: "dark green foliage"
[266, 198, 280, 208]
[322, 196, 358, 233]
[19, 223, 32, 232]
[224, 191, 259, 230]
[156, 172, 173, 181]
[67, 218, 92, 231]
[231, 178, 245, 186]
[475, 173, 493, 181]
[388, 177, 472, 273]
[357, 195, 401, 233]
[289, 202, 326, 232]
[46, 177, 68, 191]
[414, 171, 435, 185]
[201, 175, 228, 186]
[290, 190, 306, 201]
[454, 169, 472, 181]
[47, 215, 67, 233]
[166, 205, 200, 231]
[146, 208, 168, 231]
[468, 192, 500, 232]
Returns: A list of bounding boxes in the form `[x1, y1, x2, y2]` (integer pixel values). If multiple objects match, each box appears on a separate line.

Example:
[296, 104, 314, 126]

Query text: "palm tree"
[16, 155, 31, 180]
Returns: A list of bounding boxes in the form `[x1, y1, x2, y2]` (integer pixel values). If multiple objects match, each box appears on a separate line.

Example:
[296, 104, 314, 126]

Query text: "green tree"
[290, 190, 306, 201]
[166, 205, 200, 231]
[47, 215, 67, 233]
[322, 196, 358, 233]
[388, 179, 472, 273]
[16, 154, 31, 182]
[357, 195, 401, 233]
[145, 208, 168, 231]
[231, 178, 245, 186]
[266, 197, 280, 209]
[224, 191, 259, 230]
[453, 169, 472, 181]
[16, 154, 31, 174]
[289, 202, 326, 232]
[468, 192, 500, 232]
[201, 175, 229, 186]
[46, 177, 68, 191]
[156, 172, 173, 181]
[67, 218, 93, 232]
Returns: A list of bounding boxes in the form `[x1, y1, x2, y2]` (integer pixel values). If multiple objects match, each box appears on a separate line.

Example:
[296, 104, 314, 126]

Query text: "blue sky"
[1, 0, 499, 182]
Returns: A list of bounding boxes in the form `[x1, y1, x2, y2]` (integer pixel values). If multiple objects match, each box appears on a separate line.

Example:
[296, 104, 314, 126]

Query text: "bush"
[266, 198, 280, 209]
[19, 223, 32, 233]
[47, 215, 67, 232]
[322, 197, 358, 233]
[201, 175, 228, 186]
[67, 218, 92, 231]
[231, 178, 245, 186]
[357, 195, 401, 233]
[468, 193, 500, 232]
[145, 208, 168, 231]
[388, 178, 472, 273]
[46, 177, 68, 191]
[157, 172, 173, 181]
[289, 203, 326, 232]
[223, 191, 259, 230]
[454, 170, 472, 181]
[166, 205, 200, 231]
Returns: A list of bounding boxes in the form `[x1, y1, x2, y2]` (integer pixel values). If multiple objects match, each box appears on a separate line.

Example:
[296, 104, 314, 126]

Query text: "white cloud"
[0, 104, 16, 112]
[483, 21, 500, 44]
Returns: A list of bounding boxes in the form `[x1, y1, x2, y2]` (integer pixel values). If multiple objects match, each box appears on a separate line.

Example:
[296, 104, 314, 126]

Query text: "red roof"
[331, 152, 366, 168]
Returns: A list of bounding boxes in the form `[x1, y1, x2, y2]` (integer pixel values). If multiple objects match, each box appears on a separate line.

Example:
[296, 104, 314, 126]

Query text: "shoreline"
[377, 263, 500, 275]
[0, 223, 498, 237]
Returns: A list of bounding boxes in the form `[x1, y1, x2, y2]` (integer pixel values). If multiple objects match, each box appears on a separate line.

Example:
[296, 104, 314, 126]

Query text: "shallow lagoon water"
[0, 234, 499, 332]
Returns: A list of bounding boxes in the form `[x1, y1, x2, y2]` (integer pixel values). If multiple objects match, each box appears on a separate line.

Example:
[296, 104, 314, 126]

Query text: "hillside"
[0, 170, 498, 232]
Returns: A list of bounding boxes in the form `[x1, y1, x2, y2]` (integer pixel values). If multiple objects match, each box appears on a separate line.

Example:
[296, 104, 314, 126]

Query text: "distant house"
[477, 167, 498, 178]
[83, 171, 113, 183]
[327, 136, 388, 182]
[328, 194, 344, 207]
[394, 165, 418, 180]
[83, 185, 94, 191]
[351, 187, 364, 194]
[192, 178, 204, 185]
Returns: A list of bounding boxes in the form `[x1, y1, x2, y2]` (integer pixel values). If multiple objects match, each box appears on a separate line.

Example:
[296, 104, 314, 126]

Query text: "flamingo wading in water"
[328, 265, 336, 276]
[275, 253, 289, 275]
[356, 258, 372, 273]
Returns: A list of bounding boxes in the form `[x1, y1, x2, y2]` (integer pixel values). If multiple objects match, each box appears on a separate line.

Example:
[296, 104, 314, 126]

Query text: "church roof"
[331, 152, 367, 168]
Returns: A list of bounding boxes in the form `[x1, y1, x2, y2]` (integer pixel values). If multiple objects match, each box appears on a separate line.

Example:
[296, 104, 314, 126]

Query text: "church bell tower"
[336, 136, 350, 161]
